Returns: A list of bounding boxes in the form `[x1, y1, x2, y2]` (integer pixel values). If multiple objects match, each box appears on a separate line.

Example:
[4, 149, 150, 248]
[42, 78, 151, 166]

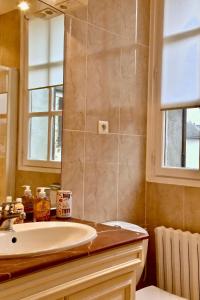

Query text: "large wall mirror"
[0, 0, 65, 202]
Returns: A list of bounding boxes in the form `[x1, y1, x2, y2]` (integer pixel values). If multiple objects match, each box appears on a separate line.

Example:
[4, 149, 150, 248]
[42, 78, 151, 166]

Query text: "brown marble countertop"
[0, 218, 148, 283]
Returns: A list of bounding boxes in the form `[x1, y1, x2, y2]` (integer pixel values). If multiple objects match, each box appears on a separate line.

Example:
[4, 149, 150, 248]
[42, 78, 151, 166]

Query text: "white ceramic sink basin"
[0, 222, 97, 258]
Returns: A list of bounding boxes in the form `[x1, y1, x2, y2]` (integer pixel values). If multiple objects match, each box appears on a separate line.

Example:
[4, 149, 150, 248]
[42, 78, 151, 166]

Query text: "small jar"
[14, 198, 24, 224]
[56, 191, 72, 218]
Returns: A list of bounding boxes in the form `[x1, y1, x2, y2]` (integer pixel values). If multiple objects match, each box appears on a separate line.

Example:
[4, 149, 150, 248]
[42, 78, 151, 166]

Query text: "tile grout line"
[116, 41, 123, 221]
[135, 0, 138, 43]
[144, 181, 148, 227]
[63, 128, 146, 138]
[82, 15, 89, 220]
[116, 135, 120, 221]
[182, 187, 185, 230]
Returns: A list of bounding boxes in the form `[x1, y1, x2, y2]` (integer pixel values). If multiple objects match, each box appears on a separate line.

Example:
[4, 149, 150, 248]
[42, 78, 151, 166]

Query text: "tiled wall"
[62, 0, 150, 223]
[61, 0, 200, 287]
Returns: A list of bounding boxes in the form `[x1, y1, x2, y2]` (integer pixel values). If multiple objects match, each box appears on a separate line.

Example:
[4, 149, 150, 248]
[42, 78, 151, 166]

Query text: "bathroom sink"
[0, 221, 97, 258]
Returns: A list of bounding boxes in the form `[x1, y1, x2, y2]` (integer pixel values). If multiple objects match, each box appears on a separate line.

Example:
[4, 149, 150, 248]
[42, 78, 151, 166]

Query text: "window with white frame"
[19, 14, 64, 172]
[28, 86, 63, 162]
[147, 0, 200, 186]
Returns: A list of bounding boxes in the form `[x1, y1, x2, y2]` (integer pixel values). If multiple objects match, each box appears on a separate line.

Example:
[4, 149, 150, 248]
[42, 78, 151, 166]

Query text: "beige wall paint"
[0, 10, 20, 202]
[15, 170, 61, 198]
[0, 10, 20, 68]
[62, 0, 150, 224]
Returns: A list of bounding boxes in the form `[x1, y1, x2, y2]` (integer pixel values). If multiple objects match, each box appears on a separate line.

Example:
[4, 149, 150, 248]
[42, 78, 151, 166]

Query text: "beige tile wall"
[61, 0, 200, 287]
[62, 0, 150, 223]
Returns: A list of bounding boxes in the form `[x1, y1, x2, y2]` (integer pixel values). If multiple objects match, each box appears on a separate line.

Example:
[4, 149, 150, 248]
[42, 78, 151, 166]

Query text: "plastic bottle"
[14, 198, 25, 224]
[22, 186, 34, 218]
[34, 187, 51, 222]
[5, 195, 13, 212]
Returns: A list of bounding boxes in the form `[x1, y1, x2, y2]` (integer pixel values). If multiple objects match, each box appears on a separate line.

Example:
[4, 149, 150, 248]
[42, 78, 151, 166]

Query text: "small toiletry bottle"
[34, 187, 51, 222]
[6, 195, 12, 203]
[22, 185, 34, 219]
[5, 195, 13, 211]
[49, 184, 61, 208]
[56, 190, 72, 218]
[14, 198, 25, 224]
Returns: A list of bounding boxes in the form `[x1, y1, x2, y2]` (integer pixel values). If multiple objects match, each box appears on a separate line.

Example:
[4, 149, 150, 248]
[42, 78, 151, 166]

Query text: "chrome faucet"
[0, 201, 26, 231]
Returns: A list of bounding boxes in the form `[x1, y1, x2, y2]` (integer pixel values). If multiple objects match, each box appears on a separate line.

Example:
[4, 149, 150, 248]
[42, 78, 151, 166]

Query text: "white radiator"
[155, 226, 200, 300]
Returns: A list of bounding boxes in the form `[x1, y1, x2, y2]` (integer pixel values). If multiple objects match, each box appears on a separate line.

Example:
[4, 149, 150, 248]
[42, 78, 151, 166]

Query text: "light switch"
[98, 121, 109, 134]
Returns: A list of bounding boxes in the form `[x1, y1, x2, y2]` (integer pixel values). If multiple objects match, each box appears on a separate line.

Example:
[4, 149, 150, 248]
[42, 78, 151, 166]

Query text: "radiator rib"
[155, 227, 200, 300]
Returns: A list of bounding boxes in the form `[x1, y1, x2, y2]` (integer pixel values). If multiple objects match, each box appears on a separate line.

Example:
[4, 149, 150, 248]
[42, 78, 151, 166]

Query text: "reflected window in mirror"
[28, 86, 63, 162]
[19, 12, 64, 173]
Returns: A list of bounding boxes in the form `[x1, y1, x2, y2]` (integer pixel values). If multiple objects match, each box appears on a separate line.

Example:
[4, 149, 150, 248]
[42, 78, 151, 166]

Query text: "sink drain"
[12, 237, 17, 243]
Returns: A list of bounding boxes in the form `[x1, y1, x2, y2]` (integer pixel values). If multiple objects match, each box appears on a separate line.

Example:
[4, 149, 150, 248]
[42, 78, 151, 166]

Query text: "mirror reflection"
[0, 67, 10, 202]
[0, 0, 64, 203]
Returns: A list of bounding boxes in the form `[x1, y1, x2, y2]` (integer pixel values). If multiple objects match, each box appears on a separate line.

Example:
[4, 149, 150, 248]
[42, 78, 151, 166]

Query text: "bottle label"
[56, 191, 72, 218]
[34, 199, 50, 221]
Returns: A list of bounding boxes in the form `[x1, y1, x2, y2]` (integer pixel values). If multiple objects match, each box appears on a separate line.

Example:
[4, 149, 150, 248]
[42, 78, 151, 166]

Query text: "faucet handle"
[9, 204, 15, 214]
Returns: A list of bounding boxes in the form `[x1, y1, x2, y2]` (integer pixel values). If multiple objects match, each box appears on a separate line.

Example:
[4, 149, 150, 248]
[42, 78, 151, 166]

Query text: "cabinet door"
[66, 272, 135, 300]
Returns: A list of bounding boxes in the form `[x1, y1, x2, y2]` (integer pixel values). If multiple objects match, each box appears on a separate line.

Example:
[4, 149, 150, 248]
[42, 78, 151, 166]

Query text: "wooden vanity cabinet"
[0, 242, 142, 300]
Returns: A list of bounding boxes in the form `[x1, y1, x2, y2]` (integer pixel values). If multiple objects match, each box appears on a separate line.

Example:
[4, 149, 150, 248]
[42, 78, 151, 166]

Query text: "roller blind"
[161, 0, 200, 110]
[28, 14, 64, 89]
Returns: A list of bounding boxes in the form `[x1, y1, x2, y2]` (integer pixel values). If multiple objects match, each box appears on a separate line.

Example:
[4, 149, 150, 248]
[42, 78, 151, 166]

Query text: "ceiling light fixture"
[18, 1, 30, 11]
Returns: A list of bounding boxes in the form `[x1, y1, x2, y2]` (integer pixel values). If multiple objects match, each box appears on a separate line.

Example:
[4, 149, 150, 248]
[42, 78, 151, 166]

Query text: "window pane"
[186, 108, 200, 169]
[29, 18, 49, 67]
[52, 86, 63, 111]
[29, 88, 49, 112]
[51, 115, 62, 161]
[164, 0, 200, 37]
[29, 68, 49, 90]
[164, 108, 200, 170]
[161, 36, 200, 107]
[29, 117, 48, 160]
[164, 109, 183, 168]
[28, 15, 64, 89]
[49, 15, 64, 63]
[0, 93, 7, 114]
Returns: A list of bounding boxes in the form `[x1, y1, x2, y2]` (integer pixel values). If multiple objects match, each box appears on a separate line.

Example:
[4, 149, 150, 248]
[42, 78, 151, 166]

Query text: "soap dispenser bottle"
[22, 185, 34, 219]
[34, 187, 51, 222]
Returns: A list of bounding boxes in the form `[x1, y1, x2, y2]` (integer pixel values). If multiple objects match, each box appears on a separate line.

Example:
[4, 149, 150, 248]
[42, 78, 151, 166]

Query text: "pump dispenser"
[6, 196, 12, 203]
[22, 185, 34, 218]
[34, 187, 50, 222]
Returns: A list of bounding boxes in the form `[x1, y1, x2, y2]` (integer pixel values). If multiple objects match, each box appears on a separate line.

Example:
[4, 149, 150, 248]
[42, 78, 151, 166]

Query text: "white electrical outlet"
[98, 121, 109, 134]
